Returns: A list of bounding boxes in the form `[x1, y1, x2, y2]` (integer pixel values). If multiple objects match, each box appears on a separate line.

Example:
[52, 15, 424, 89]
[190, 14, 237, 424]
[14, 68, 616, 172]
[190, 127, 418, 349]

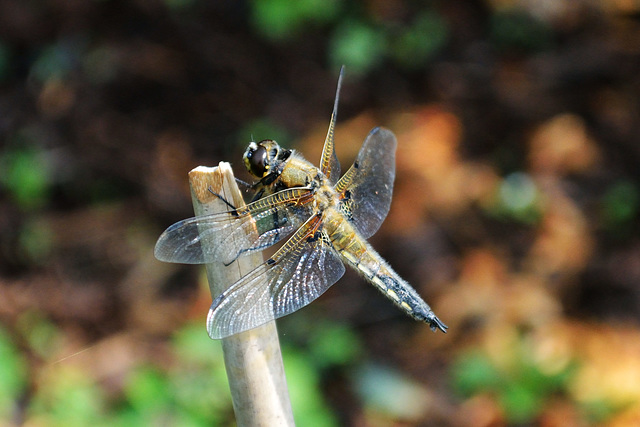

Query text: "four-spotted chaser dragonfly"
[154, 69, 447, 339]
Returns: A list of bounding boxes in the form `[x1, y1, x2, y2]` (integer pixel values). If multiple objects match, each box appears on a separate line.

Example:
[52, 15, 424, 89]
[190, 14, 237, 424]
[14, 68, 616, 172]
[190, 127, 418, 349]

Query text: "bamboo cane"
[188, 163, 295, 426]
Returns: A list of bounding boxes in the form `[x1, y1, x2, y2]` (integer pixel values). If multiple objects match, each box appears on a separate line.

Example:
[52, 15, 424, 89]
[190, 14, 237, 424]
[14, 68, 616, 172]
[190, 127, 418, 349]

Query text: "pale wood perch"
[189, 163, 295, 426]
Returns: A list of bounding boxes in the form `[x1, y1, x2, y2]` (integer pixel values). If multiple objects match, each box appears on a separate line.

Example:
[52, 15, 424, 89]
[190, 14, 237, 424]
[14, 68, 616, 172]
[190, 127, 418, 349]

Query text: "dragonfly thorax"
[313, 185, 339, 212]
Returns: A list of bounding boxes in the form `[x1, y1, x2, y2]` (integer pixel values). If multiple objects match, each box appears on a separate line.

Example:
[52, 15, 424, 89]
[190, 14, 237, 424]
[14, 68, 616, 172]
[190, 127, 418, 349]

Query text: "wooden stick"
[189, 163, 295, 426]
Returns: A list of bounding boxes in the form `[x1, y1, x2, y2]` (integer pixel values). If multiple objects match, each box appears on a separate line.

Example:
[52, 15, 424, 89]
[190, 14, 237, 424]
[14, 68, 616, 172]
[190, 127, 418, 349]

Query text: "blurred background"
[1, 0, 640, 425]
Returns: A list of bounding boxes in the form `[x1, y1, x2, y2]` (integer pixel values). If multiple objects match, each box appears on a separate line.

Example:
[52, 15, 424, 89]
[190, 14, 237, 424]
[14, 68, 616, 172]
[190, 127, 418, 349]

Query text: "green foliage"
[490, 10, 553, 53]
[115, 324, 233, 425]
[277, 316, 363, 425]
[450, 337, 579, 424]
[250, 2, 448, 75]
[581, 398, 621, 425]
[15, 319, 364, 425]
[283, 348, 338, 427]
[119, 364, 225, 426]
[329, 21, 387, 76]
[1, 143, 50, 211]
[450, 351, 502, 397]
[329, 13, 448, 76]
[307, 321, 362, 369]
[498, 381, 544, 424]
[250, 0, 340, 41]
[29, 367, 107, 426]
[0, 328, 28, 421]
[16, 311, 61, 359]
[601, 180, 639, 233]
[169, 324, 231, 423]
[124, 367, 173, 417]
[390, 11, 448, 70]
[17, 218, 54, 264]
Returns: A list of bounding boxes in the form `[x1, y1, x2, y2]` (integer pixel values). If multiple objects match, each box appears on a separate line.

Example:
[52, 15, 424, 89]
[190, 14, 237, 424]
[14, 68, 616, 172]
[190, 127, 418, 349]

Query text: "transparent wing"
[319, 67, 344, 184]
[335, 127, 397, 238]
[154, 187, 314, 265]
[206, 215, 346, 339]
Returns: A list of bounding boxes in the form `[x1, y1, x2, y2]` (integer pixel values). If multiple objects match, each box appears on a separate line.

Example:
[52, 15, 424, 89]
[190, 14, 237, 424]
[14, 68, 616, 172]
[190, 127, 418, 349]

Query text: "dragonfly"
[154, 69, 447, 339]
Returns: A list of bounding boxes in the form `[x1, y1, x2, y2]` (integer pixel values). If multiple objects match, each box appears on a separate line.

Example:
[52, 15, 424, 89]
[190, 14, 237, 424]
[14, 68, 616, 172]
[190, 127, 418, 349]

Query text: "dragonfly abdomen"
[325, 213, 447, 333]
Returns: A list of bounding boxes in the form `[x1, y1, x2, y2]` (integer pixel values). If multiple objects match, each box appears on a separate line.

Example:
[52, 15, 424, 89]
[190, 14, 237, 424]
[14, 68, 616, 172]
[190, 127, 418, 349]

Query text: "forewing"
[319, 67, 344, 184]
[206, 217, 346, 339]
[154, 188, 314, 265]
[335, 127, 397, 238]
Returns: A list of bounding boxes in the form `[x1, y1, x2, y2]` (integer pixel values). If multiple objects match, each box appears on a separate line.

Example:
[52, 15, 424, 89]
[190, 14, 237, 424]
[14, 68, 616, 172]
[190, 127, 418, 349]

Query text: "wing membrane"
[335, 127, 397, 238]
[206, 214, 346, 339]
[154, 187, 314, 265]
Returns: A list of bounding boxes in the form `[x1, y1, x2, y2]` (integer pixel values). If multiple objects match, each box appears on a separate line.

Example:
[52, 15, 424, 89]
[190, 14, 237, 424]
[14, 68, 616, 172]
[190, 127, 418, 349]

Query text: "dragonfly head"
[243, 140, 291, 178]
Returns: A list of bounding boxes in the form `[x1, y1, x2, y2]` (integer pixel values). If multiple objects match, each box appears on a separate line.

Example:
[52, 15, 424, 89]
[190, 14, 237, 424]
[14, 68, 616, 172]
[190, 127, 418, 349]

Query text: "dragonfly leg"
[207, 186, 237, 210]
[234, 177, 253, 191]
[231, 177, 266, 203]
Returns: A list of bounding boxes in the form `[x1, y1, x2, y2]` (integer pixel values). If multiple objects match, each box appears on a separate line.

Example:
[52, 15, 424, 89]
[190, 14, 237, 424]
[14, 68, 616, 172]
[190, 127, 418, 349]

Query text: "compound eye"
[245, 144, 269, 177]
